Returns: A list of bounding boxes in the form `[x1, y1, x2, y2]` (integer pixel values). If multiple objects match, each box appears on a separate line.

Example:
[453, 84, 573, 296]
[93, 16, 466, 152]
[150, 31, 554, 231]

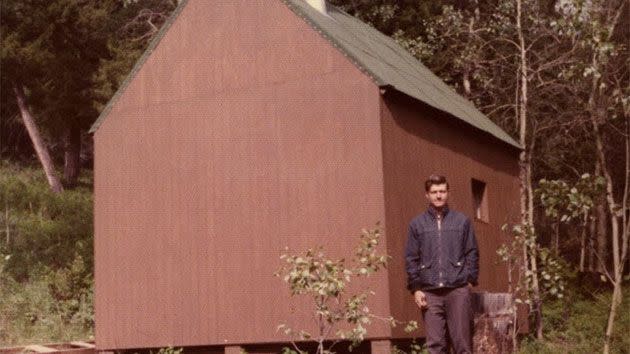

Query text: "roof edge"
[89, 0, 190, 134]
[379, 84, 522, 150]
[379, 86, 522, 150]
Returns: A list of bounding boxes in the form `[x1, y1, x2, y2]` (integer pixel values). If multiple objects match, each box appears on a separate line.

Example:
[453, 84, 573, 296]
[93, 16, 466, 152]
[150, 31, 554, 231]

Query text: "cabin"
[90, 0, 521, 353]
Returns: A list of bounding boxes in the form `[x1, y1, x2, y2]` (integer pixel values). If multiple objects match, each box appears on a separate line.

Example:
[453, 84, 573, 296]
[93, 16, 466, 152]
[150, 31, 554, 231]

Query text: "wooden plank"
[23, 345, 57, 353]
[1, 343, 95, 354]
[68, 342, 95, 349]
[53, 350, 92, 354]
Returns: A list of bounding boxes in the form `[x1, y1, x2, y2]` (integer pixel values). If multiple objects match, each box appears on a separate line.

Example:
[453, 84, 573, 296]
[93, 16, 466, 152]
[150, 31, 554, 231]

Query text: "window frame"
[471, 178, 489, 223]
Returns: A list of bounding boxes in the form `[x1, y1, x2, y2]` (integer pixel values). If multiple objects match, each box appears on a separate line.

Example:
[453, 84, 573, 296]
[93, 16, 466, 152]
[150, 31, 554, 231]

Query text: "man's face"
[425, 183, 449, 209]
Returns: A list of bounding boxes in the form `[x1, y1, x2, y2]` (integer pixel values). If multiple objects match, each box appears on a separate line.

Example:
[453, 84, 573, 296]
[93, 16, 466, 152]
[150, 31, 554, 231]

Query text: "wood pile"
[0, 341, 95, 354]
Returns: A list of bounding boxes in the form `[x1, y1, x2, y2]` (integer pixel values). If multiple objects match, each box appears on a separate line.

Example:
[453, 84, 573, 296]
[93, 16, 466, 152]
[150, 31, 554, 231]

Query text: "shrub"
[0, 162, 94, 344]
[276, 224, 422, 354]
[275, 224, 395, 354]
[0, 255, 94, 344]
[0, 161, 93, 281]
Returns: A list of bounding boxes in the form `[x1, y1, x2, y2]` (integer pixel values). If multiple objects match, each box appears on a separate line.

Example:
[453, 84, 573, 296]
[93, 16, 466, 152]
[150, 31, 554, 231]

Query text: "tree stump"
[471, 292, 514, 353]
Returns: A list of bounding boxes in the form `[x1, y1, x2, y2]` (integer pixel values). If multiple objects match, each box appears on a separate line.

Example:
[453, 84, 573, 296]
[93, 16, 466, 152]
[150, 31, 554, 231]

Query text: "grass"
[518, 277, 630, 354]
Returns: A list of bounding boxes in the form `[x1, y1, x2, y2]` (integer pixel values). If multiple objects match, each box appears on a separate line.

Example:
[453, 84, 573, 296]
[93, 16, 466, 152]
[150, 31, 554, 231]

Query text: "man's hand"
[414, 290, 427, 309]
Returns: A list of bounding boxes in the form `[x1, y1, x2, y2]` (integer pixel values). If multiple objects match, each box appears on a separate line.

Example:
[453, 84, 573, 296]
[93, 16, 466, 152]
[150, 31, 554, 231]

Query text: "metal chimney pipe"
[305, 0, 327, 14]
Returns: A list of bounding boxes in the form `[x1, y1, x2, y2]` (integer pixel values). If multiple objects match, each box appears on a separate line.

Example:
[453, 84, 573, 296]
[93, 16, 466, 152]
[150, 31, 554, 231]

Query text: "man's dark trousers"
[422, 285, 473, 354]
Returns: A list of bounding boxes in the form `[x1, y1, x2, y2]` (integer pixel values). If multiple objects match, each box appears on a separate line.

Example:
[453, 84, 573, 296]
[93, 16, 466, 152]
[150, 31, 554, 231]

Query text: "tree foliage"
[1, 0, 111, 153]
[276, 224, 405, 354]
[1, 0, 177, 185]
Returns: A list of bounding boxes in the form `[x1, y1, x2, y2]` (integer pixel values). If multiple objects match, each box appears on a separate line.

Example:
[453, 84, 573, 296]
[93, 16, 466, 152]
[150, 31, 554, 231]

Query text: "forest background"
[0, 0, 628, 353]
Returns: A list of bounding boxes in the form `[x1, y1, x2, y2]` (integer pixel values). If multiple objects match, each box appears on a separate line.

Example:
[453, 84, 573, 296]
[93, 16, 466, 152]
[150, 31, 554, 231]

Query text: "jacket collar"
[427, 204, 449, 218]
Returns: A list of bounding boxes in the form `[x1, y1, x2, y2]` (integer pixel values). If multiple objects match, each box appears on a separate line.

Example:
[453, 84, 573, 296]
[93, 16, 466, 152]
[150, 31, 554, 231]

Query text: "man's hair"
[425, 174, 449, 192]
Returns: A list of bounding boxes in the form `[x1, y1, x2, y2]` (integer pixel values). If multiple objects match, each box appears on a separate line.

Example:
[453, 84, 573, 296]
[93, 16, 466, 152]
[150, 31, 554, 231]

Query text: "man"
[405, 175, 479, 354]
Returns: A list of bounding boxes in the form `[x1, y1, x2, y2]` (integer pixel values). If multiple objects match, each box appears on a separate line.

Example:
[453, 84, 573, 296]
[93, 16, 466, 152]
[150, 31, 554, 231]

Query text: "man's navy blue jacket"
[405, 205, 479, 292]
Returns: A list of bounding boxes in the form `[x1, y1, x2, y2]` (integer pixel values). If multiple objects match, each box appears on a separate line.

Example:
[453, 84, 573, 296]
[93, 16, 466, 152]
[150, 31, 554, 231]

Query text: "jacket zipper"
[437, 213, 443, 286]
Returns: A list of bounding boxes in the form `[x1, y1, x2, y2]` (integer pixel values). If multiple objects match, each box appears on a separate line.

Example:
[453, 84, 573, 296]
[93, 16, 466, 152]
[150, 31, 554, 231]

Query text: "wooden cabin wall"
[94, 0, 390, 350]
[378, 91, 521, 339]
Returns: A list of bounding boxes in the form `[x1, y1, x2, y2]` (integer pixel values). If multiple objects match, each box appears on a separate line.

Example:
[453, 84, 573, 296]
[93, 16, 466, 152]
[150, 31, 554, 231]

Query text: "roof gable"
[90, 0, 520, 149]
[89, 0, 189, 134]
[282, 0, 519, 148]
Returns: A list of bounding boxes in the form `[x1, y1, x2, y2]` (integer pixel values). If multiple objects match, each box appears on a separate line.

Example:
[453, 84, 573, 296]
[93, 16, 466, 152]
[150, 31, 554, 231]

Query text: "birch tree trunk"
[588, 215, 596, 272]
[516, 0, 542, 340]
[588, 49, 626, 354]
[13, 85, 63, 193]
[462, 0, 479, 98]
[602, 112, 630, 354]
[596, 115, 623, 353]
[584, 4, 628, 350]
[595, 161, 608, 273]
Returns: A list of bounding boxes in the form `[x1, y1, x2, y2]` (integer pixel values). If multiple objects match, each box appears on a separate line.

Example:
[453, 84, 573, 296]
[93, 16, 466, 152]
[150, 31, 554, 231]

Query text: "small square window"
[472, 179, 489, 222]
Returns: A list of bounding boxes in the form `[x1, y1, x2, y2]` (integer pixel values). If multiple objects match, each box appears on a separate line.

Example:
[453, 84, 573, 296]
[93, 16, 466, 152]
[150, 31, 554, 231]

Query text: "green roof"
[90, 0, 521, 149]
[283, 0, 520, 148]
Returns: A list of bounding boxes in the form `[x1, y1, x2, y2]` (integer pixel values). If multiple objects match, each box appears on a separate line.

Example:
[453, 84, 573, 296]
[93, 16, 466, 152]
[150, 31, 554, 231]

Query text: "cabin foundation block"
[370, 339, 391, 354]
[224, 346, 244, 354]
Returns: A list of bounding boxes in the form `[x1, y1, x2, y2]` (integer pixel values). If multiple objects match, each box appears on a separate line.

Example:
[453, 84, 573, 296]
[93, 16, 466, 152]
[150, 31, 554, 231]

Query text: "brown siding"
[379, 91, 520, 338]
[94, 0, 390, 350]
